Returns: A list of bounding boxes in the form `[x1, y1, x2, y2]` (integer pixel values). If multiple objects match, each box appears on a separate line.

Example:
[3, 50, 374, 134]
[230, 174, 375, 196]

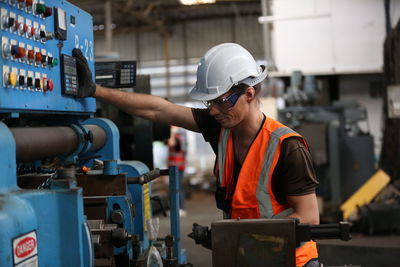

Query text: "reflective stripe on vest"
[257, 127, 296, 217]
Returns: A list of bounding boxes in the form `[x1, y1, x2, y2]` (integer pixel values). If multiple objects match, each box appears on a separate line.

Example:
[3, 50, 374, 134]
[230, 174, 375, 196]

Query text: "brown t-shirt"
[191, 108, 319, 205]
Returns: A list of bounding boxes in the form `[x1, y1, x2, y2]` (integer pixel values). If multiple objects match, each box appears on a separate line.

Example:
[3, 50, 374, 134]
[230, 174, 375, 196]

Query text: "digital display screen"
[57, 8, 66, 30]
[64, 65, 76, 75]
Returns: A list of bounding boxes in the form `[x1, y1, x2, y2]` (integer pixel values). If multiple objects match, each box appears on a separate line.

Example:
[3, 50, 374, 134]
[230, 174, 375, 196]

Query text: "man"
[73, 43, 320, 267]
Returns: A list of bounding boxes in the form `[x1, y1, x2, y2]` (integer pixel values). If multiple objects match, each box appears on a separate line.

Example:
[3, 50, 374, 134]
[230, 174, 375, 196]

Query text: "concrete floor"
[157, 192, 400, 267]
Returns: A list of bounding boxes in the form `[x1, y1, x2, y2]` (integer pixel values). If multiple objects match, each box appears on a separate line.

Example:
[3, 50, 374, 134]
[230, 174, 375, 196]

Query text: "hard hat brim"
[189, 65, 268, 101]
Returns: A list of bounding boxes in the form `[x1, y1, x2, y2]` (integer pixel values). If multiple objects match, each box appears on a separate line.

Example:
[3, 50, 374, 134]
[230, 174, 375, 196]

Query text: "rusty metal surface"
[84, 197, 108, 221]
[10, 125, 106, 162]
[211, 219, 297, 267]
[77, 174, 126, 196]
[86, 125, 107, 152]
[11, 126, 79, 162]
[17, 175, 49, 188]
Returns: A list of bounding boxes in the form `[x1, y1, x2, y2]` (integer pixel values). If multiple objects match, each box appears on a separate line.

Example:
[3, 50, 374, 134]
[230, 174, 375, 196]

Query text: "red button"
[44, 7, 52, 18]
[27, 50, 34, 61]
[14, 20, 19, 31]
[18, 0, 25, 2]
[35, 52, 42, 64]
[23, 24, 28, 33]
[30, 27, 35, 37]
[16, 47, 26, 59]
[47, 79, 53, 91]
[26, 0, 32, 6]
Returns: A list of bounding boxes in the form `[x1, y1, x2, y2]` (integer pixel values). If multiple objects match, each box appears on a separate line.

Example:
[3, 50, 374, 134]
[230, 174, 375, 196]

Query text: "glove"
[72, 48, 96, 97]
[188, 223, 212, 250]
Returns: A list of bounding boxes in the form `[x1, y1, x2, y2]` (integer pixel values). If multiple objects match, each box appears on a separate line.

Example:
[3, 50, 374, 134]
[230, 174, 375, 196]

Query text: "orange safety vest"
[215, 117, 318, 267]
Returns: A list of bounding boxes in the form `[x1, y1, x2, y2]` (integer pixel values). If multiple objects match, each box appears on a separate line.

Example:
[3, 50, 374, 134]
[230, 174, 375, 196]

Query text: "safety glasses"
[203, 91, 244, 111]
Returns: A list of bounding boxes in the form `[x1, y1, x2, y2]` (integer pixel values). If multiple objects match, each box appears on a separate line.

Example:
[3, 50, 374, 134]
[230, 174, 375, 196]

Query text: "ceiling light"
[180, 0, 216, 5]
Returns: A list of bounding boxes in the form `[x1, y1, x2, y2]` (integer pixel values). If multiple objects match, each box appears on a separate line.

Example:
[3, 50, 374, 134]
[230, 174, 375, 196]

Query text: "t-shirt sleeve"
[272, 137, 319, 202]
[191, 108, 221, 154]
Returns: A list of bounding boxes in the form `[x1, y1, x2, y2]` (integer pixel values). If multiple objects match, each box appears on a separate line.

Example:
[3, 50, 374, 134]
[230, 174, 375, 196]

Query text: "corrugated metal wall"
[94, 16, 263, 99]
[95, 16, 263, 62]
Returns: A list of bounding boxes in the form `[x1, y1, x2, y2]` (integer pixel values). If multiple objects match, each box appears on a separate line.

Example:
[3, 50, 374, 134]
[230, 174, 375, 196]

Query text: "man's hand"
[72, 48, 96, 97]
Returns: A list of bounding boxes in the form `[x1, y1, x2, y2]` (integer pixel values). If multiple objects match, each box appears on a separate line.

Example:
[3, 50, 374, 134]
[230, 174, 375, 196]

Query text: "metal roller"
[10, 125, 106, 162]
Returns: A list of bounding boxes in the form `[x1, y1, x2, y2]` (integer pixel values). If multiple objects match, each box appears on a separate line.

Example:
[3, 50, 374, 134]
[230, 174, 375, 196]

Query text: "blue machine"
[0, 1, 186, 266]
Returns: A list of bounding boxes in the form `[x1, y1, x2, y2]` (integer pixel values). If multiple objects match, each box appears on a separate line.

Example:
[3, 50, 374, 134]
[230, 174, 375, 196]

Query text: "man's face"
[207, 88, 249, 128]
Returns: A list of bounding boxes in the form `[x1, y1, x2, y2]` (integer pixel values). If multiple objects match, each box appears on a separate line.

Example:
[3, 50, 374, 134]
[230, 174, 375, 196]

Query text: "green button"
[36, 3, 46, 14]
[52, 58, 58, 67]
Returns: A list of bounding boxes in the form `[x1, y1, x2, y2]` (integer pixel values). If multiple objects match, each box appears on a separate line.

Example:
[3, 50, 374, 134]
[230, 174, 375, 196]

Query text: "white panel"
[391, 0, 400, 27]
[273, 16, 334, 73]
[271, 0, 388, 74]
[331, 0, 385, 72]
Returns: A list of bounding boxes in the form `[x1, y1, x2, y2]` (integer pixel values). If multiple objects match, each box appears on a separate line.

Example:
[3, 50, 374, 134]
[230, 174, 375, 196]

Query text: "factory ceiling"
[70, 0, 261, 33]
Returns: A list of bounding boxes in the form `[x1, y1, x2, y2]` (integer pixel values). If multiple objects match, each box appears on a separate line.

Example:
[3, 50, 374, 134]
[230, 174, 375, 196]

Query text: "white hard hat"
[189, 43, 268, 101]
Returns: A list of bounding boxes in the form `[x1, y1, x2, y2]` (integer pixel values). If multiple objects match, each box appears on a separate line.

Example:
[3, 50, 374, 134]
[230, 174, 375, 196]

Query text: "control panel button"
[27, 76, 33, 87]
[2, 43, 11, 58]
[11, 45, 19, 57]
[3, 72, 10, 86]
[16, 47, 26, 59]
[34, 78, 41, 89]
[18, 0, 26, 8]
[35, 52, 42, 64]
[47, 56, 53, 66]
[36, 3, 46, 15]
[47, 79, 54, 91]
[28, 26, 35, 38]
[41, 54, 47, 65]
[42, 77, 47, 91]
[27, 49, 34, 62]
[9, 72, 17, 87]
[44, 7, 53, 18]
[2, 16, 14, 29]
[52, 58, 58, 67]
[18, 23, 26, 34]
[12, 20, 19, 32]
[18, 75, 26, 86]
[34, 29, 40, 40]
[40, 30, 46, 39]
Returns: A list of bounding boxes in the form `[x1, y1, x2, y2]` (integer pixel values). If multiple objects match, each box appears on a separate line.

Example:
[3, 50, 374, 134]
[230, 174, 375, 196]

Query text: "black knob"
[34, 78, 41, 89]
[47, 56, 53, 65]
[7, 17, 15, 28]
[27, 77, 33, 87]
[18, 75, 25, 86]
[41, 54, 47, 64]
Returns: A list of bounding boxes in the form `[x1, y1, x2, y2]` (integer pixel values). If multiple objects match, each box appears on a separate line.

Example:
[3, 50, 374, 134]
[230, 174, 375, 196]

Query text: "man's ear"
[245, 86, 256, 102]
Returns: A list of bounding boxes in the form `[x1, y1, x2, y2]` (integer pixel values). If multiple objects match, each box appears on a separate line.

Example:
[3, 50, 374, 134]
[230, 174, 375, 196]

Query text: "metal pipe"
[10, 125, 106, 162]
[105, 0, 113, 51]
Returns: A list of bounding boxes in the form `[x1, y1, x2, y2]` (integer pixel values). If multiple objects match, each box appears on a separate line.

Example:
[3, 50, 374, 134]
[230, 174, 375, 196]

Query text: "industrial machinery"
[278, 72, 376, 207]
[189, 219, 352, 267]
[0, 1, 186, 266]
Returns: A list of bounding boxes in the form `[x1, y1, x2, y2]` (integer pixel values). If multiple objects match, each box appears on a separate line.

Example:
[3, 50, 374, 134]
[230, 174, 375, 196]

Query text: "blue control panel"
[0, 0, 95, 115]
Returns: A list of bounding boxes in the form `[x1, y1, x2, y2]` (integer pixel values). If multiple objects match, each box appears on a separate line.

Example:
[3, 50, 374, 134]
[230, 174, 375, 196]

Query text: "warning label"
[13, 231, 38, 266]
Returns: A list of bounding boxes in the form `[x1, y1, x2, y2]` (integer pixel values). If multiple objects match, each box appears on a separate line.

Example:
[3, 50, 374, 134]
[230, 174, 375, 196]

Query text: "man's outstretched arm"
[94, 85, 199, 132]
[72, 48, 199, 132]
